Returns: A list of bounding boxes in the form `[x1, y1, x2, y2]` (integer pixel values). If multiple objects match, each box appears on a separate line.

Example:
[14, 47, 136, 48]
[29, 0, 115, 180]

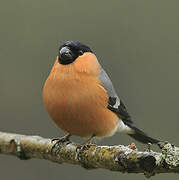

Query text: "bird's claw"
[51, 134, 71, 153]
[76, 135, 96, 152]
[76, 143, 92, 152]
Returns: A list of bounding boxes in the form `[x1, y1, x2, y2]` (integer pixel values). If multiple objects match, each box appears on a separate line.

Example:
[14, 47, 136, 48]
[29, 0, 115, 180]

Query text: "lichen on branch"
[0, 131, 178, 178]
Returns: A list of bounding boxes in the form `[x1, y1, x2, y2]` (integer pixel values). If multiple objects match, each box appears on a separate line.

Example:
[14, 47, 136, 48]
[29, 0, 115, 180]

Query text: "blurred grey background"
[0, 0, 179, 179]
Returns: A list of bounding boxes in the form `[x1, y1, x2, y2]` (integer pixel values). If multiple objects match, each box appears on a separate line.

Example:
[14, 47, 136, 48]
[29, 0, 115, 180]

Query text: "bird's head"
[58, 41, 93, 65]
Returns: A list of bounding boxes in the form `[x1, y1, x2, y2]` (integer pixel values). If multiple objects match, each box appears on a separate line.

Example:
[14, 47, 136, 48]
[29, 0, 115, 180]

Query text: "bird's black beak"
[58, 46, 76, 65]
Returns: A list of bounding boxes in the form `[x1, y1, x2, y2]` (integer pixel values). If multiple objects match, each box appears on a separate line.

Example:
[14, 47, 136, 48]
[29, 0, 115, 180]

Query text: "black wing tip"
[125, 122, 160, 144]
[128, 133, 160, 144]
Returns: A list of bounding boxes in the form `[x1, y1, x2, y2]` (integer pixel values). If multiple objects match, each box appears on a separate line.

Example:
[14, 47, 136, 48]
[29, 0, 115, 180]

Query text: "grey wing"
[98, 65, 133, 123]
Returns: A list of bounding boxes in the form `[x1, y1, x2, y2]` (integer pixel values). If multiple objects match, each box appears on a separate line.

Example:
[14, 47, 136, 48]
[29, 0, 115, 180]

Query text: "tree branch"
[0, 131, 178, 178]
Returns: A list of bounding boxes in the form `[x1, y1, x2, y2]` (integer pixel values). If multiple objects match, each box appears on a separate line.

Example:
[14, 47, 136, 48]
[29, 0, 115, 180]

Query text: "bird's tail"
[125, 122, 160, 144]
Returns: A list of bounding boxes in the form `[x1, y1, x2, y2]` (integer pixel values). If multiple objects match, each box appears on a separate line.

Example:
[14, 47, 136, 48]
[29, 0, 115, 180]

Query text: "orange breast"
[42, 54, 119, 137]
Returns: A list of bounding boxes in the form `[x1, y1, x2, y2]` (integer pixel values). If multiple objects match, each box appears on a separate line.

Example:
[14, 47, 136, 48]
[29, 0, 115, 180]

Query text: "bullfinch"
[42, 41, 160, 147]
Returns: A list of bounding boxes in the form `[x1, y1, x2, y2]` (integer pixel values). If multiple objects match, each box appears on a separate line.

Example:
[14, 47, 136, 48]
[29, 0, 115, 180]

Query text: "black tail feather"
[125, 122, 160, 144]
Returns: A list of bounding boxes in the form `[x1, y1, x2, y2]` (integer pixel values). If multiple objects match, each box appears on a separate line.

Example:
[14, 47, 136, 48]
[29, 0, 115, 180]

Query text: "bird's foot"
[76, 134, 96, 152]
[51, 133, 71, 153]
[76, 142, 93, 152]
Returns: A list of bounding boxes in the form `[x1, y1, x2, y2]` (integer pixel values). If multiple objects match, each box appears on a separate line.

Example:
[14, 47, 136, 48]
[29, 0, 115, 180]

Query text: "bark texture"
[0, 131, 178, 178]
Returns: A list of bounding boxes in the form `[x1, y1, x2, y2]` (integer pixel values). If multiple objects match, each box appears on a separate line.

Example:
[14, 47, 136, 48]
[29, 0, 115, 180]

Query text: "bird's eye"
[79, 50, 84, 56]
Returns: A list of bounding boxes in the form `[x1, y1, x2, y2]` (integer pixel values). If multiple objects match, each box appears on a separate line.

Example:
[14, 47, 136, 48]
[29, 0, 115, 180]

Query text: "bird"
[42, 40, 160, 148]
